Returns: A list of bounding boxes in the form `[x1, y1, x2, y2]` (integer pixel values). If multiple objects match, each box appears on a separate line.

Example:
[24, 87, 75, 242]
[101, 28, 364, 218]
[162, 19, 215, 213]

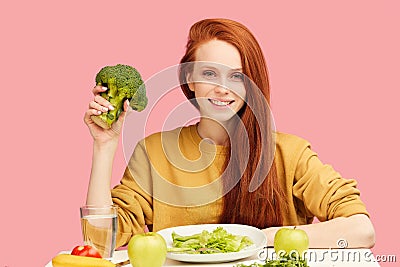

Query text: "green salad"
[168, 226, 254, 254]
[234, 255, 310, 267]
[235, 256, 309, 267]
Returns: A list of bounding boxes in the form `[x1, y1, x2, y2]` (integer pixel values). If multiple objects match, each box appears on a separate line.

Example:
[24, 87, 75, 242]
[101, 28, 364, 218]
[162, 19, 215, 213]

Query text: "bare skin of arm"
[84, 85, 131, 206]
[263, 214, 375, 248]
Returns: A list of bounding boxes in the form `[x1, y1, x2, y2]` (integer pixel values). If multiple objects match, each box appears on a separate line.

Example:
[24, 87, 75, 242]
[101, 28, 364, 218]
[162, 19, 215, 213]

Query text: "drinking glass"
[80, 205, 118, 259]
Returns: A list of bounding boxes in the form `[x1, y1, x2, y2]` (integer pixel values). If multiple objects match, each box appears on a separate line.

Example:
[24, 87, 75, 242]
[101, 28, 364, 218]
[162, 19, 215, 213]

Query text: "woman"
[84, 18, 375, 249]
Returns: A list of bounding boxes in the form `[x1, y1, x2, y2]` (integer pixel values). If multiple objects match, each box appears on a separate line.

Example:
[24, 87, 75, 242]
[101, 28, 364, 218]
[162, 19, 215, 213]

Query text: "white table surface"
[46, 248, 381, 267]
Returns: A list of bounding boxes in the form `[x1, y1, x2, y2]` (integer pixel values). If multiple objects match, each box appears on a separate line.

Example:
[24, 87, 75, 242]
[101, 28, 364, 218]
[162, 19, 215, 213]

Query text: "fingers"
[92, 94, 114, 111]
[84, 98, 115, 125]
[120, 100, 133, 121]
[86, 86, 132, 131]
[83, 108, 99, 126]
[89, 100, 106, 114]
[92, 85, 108, 95]
[84, 86, 115, 126]
[91, 85, 114, 112]
[123, 99, 133, 113]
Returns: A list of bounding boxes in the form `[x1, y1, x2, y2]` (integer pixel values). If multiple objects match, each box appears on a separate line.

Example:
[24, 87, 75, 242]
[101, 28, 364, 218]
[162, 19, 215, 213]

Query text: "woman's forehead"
[195, 40, 242, 70]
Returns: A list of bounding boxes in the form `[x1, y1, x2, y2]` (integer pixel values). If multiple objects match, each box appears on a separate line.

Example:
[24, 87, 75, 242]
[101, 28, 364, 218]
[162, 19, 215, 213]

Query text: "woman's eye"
[202, 70, 217, 79]
[231, 72, 244, 81]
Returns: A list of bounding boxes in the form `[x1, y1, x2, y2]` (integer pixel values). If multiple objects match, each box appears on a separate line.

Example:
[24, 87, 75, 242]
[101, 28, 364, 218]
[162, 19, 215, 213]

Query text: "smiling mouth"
[209, 99, 234, 106]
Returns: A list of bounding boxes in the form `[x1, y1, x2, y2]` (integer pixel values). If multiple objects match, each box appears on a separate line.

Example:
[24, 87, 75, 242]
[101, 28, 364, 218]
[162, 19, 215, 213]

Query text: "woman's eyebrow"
[199, 65, 218, 70]
[197, 64, 243, 72]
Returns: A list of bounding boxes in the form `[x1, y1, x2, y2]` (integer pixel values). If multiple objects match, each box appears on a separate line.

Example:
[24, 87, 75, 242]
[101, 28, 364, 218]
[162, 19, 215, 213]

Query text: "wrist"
[263, 227, 280, 247]
[93, 139, 119, 156]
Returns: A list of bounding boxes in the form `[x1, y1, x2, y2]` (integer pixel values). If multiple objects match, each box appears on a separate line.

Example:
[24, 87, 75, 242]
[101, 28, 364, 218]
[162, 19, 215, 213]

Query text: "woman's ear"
[186, 72, 195, 92]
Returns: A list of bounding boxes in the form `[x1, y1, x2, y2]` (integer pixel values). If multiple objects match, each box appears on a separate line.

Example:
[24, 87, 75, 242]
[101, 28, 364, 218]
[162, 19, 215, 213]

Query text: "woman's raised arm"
[83, 85, 131, 206]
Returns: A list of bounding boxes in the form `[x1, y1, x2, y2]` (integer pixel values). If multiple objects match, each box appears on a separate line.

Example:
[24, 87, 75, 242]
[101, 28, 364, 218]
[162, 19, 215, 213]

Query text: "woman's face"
[187, 39, 246, 122]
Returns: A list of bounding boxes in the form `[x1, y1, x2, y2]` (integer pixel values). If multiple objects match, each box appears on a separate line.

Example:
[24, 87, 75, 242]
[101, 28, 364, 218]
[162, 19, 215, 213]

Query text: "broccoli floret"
[91, 64, 148, 129]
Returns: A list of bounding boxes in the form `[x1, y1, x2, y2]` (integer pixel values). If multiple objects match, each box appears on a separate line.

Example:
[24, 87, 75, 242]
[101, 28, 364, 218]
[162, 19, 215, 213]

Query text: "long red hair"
[179, 18, 287, 228]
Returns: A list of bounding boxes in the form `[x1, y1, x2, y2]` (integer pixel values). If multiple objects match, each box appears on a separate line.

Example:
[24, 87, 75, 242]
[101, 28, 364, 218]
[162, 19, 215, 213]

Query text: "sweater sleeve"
[292, 144, 369, 222]
[111, 140, 154, 247]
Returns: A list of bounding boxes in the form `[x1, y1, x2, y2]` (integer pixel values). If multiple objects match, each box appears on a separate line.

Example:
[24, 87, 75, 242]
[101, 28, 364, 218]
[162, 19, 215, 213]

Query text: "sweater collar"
[188, 124, 228, 155]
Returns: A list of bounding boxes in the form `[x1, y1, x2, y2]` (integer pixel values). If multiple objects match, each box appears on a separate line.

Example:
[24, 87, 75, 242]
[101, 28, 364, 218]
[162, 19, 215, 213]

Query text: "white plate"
[157, 224, 267, 263]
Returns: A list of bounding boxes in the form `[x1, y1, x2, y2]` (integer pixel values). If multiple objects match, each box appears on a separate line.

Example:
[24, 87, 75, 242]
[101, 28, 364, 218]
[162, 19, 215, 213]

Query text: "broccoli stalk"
[91, 64, 148, 129]
[97, 77, 127, 126]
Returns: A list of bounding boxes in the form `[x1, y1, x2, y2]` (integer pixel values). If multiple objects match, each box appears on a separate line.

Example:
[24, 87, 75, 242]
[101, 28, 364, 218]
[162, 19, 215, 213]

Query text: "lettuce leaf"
[170, 226, 254, 254]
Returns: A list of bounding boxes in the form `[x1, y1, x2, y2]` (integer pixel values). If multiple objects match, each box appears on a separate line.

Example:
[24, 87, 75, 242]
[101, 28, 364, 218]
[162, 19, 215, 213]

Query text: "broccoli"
[91, 64, 148, 129]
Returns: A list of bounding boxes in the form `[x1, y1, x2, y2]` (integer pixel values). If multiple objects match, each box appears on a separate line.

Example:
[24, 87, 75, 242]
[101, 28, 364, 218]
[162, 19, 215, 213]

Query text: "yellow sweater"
[111, 125, 369, 247]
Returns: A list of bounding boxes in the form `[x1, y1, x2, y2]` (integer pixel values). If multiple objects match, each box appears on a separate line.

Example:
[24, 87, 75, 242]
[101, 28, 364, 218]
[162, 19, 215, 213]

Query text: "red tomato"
[71, 245, 102, 258]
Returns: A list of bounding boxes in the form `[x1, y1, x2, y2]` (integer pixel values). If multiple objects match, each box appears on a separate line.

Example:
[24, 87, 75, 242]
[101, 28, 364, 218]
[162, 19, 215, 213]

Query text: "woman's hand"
[263, 214, 375, 248]
[84, 85, 132, 144]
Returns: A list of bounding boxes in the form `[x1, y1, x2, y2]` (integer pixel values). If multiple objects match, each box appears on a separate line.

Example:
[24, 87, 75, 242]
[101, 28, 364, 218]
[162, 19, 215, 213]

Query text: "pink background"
[1, 1, 399, 266]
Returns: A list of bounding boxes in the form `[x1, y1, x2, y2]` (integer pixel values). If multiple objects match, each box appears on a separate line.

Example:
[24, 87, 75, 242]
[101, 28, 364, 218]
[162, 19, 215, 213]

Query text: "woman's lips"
[208, 98, 234, 107]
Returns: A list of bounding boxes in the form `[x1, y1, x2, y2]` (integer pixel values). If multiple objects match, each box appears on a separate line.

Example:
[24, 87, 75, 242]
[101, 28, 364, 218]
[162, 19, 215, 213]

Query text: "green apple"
[274, 227, 309, 257]
[127, 232, 167, 267]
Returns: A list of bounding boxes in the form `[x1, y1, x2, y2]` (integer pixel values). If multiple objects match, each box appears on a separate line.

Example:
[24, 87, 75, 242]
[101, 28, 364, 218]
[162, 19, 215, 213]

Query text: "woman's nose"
[214, 85, 230, 94]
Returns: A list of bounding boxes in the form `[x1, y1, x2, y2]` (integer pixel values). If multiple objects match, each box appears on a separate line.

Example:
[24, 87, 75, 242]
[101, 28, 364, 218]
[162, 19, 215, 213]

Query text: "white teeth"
[210, 99, 232, 106]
